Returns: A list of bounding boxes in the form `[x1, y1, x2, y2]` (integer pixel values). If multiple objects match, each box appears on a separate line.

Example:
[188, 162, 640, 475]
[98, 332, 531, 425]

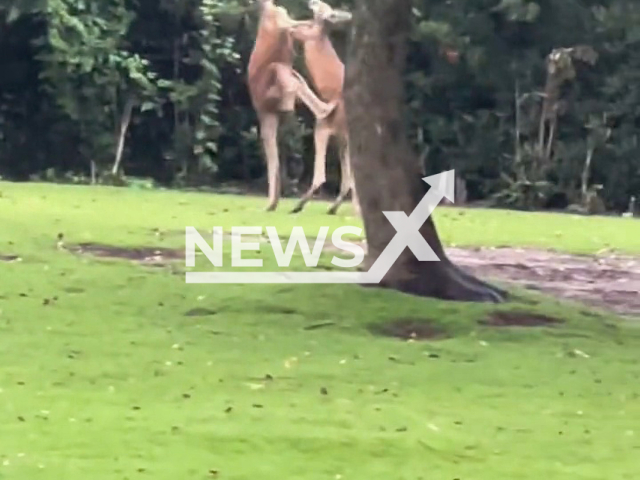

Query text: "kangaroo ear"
[308, 0, 330, 18]
[326, 9, 352, 23]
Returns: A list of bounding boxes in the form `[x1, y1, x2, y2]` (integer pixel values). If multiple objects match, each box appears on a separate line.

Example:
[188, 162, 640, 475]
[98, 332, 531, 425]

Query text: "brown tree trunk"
[343, 0, 506, 302]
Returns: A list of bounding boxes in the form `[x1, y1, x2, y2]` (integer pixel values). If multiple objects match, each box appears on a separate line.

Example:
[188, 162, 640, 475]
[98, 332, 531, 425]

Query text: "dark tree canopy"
[0, 0, 639, 213]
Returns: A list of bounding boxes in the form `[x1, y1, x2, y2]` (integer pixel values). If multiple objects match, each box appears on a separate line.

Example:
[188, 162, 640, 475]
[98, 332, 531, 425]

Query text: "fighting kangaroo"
[288, 0, 358, 216]
[247, 0, 338, 211]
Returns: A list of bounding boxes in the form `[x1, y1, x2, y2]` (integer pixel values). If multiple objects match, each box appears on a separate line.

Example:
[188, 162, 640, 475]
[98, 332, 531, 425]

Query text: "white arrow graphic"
[185, 170, 455, 284]
[359, 169, 454, 283]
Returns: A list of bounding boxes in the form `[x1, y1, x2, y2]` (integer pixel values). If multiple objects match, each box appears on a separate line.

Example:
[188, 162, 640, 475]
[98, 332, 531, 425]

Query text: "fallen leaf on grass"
[284, 357, 298, 369]
[303, 321, 335, 330]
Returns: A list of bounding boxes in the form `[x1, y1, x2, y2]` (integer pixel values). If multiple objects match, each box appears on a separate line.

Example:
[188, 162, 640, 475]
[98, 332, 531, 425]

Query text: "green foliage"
[1, 0, 44, 23]
[492, 0, 541, 22]
[0, 0, 639, 211]
[490, 179, 559, 210]
[38, 0, 160, 172]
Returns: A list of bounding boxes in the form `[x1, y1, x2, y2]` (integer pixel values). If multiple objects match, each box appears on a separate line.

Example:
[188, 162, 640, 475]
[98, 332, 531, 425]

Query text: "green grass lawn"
[1, 181, 639, 479]
[2, 180, 640, 254]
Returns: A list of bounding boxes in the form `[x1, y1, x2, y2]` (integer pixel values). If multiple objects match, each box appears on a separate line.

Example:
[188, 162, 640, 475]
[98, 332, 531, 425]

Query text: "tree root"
[362, 260, 508, 303]
[444, 261, 507, 303]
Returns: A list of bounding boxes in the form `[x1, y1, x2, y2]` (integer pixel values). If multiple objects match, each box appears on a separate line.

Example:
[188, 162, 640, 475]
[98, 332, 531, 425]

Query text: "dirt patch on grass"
[184, 307, 217, 317]
[320, 240, 639, 317]
[480, 310, 563, 327]
[368, 318, 448, 340]
[69, 243, 182, 266]
[67, 237, 640, 318]
[446, 247, 640, 318]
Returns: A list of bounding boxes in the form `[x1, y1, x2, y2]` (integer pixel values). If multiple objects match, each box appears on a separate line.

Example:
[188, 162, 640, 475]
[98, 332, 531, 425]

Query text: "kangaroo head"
[308, 0, 352, 24]
[258, 0, 307, 30]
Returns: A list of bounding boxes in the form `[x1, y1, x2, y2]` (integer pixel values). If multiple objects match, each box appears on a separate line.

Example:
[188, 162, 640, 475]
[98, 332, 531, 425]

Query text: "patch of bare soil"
[446, 247, 640, 318]
[68, 237, 639, 318]
[69, 243, 183, 266]
[319, 239, 639, 317]
[368, 318, 448, 340]
[480, 310, 563, 327]
[184, 307, 217, 317]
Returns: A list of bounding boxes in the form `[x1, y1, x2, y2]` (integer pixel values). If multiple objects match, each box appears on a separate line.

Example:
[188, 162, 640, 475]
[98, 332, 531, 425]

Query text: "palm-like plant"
[2, 0, 44, 23]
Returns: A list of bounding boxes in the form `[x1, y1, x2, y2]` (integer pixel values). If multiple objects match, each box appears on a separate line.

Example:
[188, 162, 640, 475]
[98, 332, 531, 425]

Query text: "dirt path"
[64, 236, 640, 319]
[320, 240, 639, 318]
[445, 246, 639, 318]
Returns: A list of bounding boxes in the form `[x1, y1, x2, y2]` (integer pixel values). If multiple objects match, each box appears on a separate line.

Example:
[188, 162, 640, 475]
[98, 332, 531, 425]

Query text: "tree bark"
[581, 147, 594, 201]
[112, 98, 134, 176]
[343, 0, 506, 302]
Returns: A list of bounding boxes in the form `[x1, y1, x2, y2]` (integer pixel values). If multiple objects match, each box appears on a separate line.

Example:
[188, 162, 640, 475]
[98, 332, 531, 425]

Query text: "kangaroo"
[288, 0, 359, 216]
[246, 0, 338, 211]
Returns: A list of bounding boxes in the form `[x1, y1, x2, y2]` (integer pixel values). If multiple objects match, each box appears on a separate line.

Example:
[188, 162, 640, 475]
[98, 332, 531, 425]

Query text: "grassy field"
[1, 181, 639, 479]
[2, 180, 640, 253]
